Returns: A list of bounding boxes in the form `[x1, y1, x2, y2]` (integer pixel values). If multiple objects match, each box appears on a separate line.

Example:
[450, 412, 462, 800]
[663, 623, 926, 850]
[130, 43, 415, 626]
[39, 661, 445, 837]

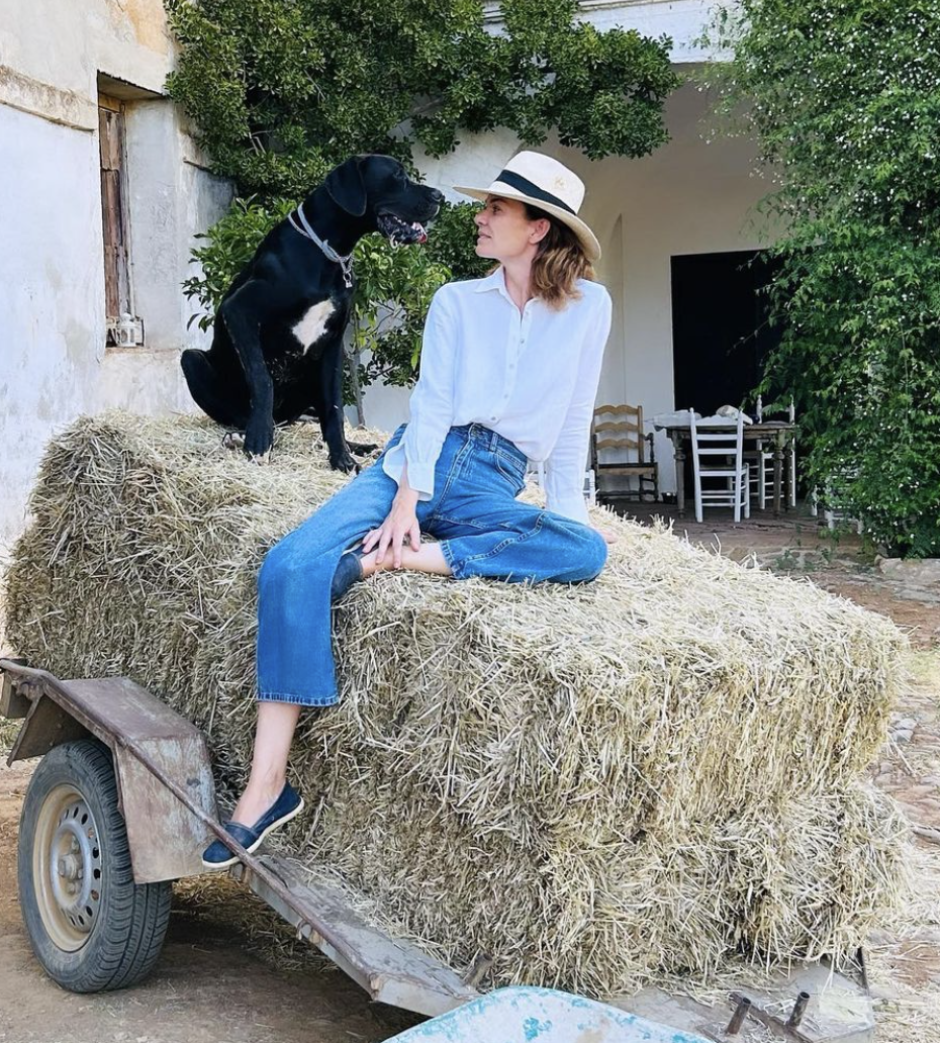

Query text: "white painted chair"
[689, 410, 750, 523]
[746, 396, 798, 510]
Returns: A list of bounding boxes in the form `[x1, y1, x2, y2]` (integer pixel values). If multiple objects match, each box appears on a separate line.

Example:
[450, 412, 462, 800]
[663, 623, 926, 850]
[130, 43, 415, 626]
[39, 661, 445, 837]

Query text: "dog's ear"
[324, 157, 367, 217]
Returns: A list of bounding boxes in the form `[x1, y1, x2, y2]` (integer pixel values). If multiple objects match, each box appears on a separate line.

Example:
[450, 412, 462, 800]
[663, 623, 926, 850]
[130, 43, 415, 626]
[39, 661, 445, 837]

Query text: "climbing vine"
[704, 0, 940, 555]
[166, 0, 679, 415]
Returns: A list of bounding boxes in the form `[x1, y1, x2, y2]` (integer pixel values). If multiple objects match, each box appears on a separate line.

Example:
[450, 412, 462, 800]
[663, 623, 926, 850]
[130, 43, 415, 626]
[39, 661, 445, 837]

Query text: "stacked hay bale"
[5, 413, 906, 997]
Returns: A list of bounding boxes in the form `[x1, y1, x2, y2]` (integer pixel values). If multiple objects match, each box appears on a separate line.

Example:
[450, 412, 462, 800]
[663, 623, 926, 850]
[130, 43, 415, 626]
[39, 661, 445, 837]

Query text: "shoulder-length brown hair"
[525, 203, 595, 310]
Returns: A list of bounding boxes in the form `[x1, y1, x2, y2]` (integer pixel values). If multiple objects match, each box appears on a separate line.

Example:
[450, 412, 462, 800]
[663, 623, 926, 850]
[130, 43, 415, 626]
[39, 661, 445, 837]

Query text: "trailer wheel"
[17, 739, 172, 992]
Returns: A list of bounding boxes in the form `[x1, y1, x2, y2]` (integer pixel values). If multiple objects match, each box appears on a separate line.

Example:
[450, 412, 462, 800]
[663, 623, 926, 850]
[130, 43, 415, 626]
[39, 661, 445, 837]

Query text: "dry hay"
[3, 412, 908, 998]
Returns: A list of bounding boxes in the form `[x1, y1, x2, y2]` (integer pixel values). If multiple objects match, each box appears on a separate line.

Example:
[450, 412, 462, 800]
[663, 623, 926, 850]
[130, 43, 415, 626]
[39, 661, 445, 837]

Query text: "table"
[660, 421, 797, 519]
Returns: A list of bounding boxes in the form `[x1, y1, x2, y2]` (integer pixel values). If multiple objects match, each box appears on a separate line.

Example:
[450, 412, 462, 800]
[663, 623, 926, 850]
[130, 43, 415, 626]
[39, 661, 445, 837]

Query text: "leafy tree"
[704, 0, 940, 556]
[166, 0, 679, 419]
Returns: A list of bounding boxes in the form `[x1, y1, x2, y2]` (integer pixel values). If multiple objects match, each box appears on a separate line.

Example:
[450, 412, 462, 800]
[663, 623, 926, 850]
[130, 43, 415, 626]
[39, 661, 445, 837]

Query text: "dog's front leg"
[317, 338, 358, 472]
[220, 284, 275, 458]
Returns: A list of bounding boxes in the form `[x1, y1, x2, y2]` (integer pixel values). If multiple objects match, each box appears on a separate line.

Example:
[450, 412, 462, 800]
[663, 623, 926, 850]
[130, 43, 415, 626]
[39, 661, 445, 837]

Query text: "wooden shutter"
[98, 94, 131, 328]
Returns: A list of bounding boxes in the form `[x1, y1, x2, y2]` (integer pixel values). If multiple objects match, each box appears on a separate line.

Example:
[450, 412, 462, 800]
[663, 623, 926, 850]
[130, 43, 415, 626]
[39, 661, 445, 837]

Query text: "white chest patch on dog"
[292, 300, 335, 354]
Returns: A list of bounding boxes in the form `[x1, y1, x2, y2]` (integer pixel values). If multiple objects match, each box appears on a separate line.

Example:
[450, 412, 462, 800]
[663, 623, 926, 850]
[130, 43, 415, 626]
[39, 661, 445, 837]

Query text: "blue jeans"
[256, 423, 607, 706]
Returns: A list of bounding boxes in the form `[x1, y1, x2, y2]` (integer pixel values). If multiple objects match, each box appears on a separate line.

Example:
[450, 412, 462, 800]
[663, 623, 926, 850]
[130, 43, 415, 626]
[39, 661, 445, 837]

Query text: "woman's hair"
[524, 203, 595, 309]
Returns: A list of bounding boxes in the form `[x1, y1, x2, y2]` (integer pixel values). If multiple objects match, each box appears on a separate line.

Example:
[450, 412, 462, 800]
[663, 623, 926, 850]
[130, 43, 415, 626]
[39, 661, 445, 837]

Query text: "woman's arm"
[371, 288, 456, 565]
[381, 289, 456, 500]
[544, 291, 613, 524]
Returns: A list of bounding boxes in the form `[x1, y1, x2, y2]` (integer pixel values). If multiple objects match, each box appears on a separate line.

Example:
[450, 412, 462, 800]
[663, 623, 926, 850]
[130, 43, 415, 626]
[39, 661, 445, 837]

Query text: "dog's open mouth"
[377, 213, 428, 246]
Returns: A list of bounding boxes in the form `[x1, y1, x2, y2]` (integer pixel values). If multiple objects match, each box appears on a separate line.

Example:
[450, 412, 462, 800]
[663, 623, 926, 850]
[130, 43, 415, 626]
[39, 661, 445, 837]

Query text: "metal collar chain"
[288, 203, 355, 288]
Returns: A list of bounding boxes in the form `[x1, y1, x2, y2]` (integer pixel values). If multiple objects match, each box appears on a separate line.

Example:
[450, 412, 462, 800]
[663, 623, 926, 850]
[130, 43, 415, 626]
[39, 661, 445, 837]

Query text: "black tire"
[17, 739, 172, 992]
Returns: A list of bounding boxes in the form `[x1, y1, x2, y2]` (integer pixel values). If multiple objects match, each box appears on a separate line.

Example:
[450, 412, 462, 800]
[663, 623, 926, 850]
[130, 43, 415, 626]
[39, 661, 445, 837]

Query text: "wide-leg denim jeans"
[256, 423, 607, 706]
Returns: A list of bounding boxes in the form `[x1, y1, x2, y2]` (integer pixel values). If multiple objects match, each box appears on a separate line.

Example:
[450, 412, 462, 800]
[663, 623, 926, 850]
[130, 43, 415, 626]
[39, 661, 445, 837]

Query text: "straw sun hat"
[454, 151, 601, 262]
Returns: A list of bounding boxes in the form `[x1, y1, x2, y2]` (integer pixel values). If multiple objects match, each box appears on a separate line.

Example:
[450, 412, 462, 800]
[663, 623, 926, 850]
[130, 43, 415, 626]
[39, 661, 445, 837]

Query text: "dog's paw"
[244, 416, 275, 458]
[221, 431, 246, 451]
[329, 451, 359, 473]
[347, 440, 379, 456]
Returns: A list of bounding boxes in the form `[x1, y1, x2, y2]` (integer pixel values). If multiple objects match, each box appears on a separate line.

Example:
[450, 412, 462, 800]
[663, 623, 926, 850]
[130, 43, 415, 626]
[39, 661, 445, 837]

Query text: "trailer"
[0, 658, 874, 1043]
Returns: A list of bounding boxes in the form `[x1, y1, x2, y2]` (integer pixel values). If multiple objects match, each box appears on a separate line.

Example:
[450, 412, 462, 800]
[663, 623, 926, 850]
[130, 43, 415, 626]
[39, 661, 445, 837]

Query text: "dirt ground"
[1, 514, 938, 1042]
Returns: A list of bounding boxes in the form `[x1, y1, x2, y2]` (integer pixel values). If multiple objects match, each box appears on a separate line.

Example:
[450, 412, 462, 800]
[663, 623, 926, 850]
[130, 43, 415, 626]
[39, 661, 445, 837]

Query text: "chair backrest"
[755, 394, 796, 424]
[689, 409, 744, 484]
[591, 404, 647, 467]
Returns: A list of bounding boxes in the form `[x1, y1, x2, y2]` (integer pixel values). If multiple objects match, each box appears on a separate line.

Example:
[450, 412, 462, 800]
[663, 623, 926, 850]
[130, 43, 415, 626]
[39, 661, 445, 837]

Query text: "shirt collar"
[472, 267, 507, 294]
[473, 266, 541, 313]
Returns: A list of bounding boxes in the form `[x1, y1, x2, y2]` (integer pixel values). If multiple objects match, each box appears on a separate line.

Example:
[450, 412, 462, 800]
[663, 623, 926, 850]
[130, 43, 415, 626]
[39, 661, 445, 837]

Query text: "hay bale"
[4, 412, 907, 997]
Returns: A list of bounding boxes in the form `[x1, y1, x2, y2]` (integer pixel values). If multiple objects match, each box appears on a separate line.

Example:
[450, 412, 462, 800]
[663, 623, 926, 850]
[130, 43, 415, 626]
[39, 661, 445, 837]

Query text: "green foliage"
[353, 202, 490, 393]
[165, 0, 678, 195]
[704, 1, 940, 556]
[166, 0, 678, 417]
[182, 196, 296, 332]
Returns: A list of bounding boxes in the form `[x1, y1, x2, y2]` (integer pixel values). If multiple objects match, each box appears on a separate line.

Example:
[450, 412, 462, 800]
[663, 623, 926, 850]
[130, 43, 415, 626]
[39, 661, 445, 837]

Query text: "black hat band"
[494, 170, 577, 216]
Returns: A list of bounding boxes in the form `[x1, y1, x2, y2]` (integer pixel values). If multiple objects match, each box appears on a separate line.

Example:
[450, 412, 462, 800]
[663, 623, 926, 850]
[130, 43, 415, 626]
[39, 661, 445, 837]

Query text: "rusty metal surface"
[1, 663, 217, 884]
[58, 678, 219, 881]
[114, 737, 216, 883]
[1, 663, 30, 719]
[10, 694, 91, 761]
[231, 857, 478, 1018]
[0, 660, 480, 1018]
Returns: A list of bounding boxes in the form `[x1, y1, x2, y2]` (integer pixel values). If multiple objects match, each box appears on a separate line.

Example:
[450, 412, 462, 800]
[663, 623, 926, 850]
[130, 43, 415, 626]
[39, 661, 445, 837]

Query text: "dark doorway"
[671, 250, 782, 417]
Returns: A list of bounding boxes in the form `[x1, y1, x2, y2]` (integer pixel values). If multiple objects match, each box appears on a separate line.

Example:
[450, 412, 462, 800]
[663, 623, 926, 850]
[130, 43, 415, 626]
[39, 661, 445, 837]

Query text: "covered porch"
[364, 77, 788, 506]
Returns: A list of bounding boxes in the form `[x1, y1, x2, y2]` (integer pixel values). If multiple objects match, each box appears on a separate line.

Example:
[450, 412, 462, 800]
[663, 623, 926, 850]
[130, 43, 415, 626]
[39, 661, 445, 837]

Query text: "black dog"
[181, 155, 443, 469]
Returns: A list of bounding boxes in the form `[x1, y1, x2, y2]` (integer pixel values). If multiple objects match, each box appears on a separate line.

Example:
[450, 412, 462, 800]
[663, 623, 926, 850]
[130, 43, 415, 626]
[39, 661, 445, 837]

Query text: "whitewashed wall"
[0, 0, 231, 545]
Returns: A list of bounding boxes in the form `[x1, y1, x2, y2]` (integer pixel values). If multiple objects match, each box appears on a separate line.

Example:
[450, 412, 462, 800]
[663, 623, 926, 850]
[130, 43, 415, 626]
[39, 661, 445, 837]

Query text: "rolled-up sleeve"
[544, 291, 612, 523]
[382, 288, 455, 500]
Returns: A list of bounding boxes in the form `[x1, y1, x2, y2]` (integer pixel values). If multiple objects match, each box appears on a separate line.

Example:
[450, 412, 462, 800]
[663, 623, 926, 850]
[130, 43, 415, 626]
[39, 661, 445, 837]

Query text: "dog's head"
[324, 155, 444, 246]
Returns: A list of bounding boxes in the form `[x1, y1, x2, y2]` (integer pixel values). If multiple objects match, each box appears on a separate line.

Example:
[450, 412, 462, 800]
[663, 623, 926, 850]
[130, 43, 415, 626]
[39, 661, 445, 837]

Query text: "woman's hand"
[364, 489, 421, 568]
[593, 525, 618, 545]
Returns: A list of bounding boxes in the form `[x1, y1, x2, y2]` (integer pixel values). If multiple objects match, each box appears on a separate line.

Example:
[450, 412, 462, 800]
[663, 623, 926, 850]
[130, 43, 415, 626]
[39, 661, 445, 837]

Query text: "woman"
[203, 151, 614, 867]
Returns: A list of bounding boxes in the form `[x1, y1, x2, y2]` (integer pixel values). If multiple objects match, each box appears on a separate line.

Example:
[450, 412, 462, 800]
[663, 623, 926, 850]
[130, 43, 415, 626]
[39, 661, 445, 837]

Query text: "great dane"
[181, 155, 443, 468]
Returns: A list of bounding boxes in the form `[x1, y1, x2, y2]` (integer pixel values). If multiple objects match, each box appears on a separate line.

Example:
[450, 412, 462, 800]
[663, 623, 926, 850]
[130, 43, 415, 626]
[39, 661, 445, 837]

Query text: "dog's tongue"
[413, 222, 428, 244]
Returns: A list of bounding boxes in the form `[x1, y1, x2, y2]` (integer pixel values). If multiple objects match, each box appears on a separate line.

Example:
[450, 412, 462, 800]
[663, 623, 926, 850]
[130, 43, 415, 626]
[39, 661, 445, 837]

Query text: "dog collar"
[288, 204, 355, 288]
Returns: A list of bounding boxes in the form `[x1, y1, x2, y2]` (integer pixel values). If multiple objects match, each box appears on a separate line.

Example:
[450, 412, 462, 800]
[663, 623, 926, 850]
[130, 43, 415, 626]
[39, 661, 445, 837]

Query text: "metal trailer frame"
[0, 658, 479, 1017]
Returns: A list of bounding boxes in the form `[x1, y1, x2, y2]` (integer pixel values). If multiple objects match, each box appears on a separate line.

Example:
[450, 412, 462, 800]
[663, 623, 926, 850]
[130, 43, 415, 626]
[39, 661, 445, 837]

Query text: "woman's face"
[474, 196, 549, 262]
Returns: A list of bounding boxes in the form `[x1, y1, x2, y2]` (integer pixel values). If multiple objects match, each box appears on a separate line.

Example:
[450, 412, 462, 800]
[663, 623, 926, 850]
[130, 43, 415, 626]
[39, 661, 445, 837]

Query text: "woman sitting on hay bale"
[203, 152, 615, 868]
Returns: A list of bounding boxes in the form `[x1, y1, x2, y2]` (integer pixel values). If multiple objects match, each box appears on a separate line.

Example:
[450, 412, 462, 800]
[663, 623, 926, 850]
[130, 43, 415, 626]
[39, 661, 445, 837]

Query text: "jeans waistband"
[452, 423, 528, 467]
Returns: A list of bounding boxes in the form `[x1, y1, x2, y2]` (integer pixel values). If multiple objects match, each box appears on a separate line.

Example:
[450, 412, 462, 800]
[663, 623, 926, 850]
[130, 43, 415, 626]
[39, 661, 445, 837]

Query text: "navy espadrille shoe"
[202, 782, 304, 869]
[331, 546, 367, 601]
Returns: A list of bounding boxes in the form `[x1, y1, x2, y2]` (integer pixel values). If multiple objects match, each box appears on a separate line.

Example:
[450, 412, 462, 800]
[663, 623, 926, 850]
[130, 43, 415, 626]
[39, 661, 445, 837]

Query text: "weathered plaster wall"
[0, 0, 231, 544]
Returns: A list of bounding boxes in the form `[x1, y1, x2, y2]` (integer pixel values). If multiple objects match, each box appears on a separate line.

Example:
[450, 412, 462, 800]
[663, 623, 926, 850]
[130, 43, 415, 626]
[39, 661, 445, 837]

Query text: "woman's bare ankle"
[361, 543, 451, 578]
[360, 548, 382, 578]
[232, 775, 285, 824]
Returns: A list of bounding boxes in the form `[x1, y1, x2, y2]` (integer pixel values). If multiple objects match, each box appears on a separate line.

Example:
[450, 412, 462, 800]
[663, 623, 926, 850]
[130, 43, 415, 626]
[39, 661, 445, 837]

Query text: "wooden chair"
[590, 404, 658, 503]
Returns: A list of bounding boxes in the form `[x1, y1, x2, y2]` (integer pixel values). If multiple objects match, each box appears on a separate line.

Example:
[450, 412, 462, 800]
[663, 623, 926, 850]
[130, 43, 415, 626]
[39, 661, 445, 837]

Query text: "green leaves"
[704, 0, 940, 555]
[166, 0, 679, 193]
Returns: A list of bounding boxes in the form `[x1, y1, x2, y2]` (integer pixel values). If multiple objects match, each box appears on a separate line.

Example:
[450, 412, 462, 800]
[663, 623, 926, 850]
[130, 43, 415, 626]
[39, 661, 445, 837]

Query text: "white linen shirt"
[382, 267, 612, 525]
